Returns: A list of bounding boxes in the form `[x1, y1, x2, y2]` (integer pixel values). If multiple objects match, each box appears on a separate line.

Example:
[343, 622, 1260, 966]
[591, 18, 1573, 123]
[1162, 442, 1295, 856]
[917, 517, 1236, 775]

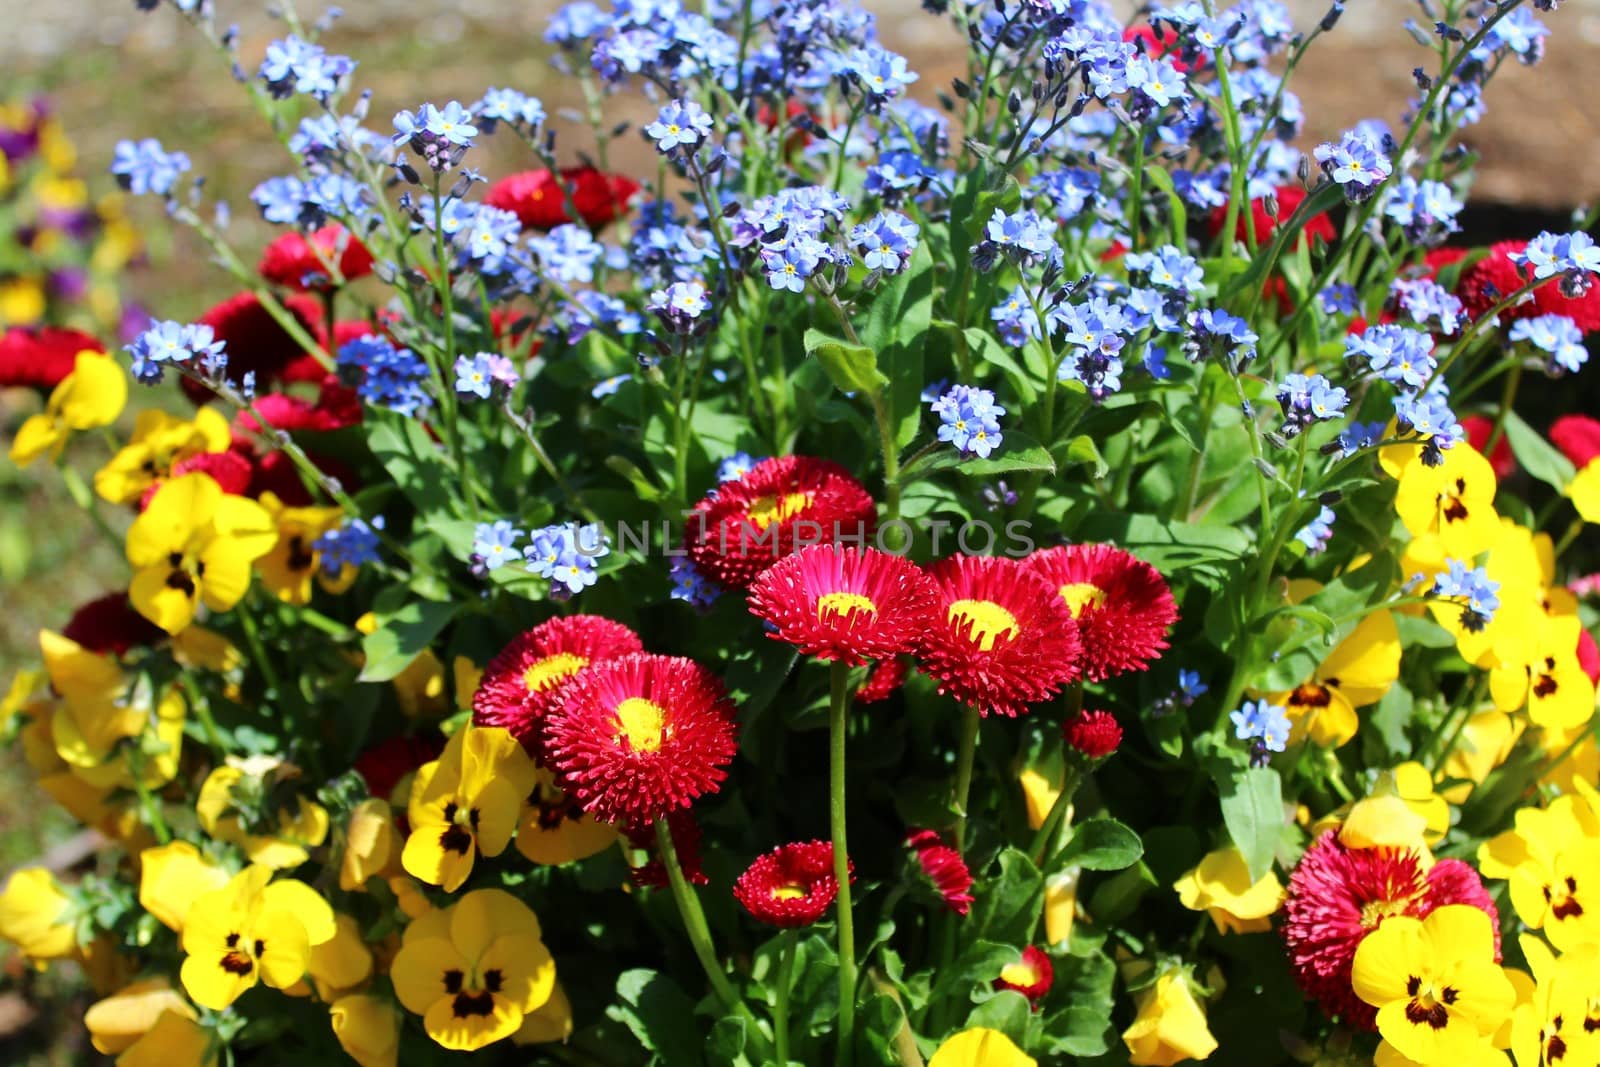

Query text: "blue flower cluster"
[1313, 128, 1392, 202]
[669, 556, 721, 608]
[313, 518, 384, 576]
[648, 281, 710, 334]
[1431, 558, 1501, 633]
[1509, 315, 1588, 376]
[1230, 698, 1291, 764]
[393, 102, 479, 172]
[1346, 324, 1462, 458]
[125, 320, 226, 386]
[644, 99, 714, 155]
[336, 336, 433, 416]
[1276, 372, 1348, 437]
[454, 352, 519, 398]
[931, 385, 1004, 459]
[471, 519, 609, 596]
[850, 212, 919, 275]
[259, 35, 356, 102]
[110, 138, 191, 197]
[1514, 231, 1600, 297]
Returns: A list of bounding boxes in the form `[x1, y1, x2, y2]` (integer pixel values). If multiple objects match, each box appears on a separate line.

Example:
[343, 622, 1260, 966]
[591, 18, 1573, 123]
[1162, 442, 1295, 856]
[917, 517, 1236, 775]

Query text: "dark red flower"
[0, 326, 103, 391]
[136, 450, 253, 511]
[1460, 415, 1516, 481]
[685, 455, 877, 590]
[233, 380, 362, 440]
[733, 840, 848, 927]
[906, 829, 974, 915]
[1025, 544, 1177, 682]
[993, 945, 1054, 1007]
[856, 657, 910, 704]
[183, 291, 326, 403]
[1121, 24, 1205, 71]
[238, 446, 358, 507]
[61, 592, 164, 657]
[915, 555, 1082, 717]
[353, 733, 446, 803]
[747, 545, 936, 665]
[485, 167, 640, 231]
[1577, 627, 1600, 686]
[1207, 185, 1336, 247]
[626, 811, 708, 889]
[1457, 240, 1600, 333]
[545, 653, 739, 827]
[473, 615, 644, 754]
[1064, 709, 1123, 760]
[259, 225, 374, 291]
[1550, 414, 1600, 469]
[1281, 831, 1499, 1029]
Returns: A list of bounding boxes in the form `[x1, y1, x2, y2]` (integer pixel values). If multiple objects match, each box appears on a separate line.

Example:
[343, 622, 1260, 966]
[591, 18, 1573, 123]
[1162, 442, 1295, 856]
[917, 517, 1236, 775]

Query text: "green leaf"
[707, 1015, 750, 1065]
[1058, 817, 1144, 872]
[1216, 765, 1285, 881]
[933, 940, 1021, 1002]
[1502, 408, 1576, 493]
[1062, 435, 1109, 479]
[1143, 164, 1188, 238]
[1041, 952, 1116, 1056]
[607, 969, 708, 1067]
[971, 848, 1045, 945]
[358, 598, 456, 682]
[804, 328, 887, 397]
[965, 990, 1032, 1037]
[1220, 181, 1346, 303]
[1070, 512, 1252, 570]
[368, 419, 456, 521]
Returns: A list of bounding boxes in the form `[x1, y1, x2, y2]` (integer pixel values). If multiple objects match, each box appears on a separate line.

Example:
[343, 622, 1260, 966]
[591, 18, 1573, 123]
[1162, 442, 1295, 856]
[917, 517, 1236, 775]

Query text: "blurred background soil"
[1, 0, 1598, 1060]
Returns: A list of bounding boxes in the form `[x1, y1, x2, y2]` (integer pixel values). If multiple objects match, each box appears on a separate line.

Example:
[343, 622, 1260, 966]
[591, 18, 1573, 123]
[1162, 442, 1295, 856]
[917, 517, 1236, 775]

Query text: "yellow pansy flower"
[138, 841, 230, 932]
[296, 913, 373, 1001]
[1340, 793, 1431, 854]
[1392, 762, 1450, 846]
[928, 1027, 1037, 1067]
[515, 766, 618, 866]
[126, 473, 277, 634]
[1441, 711, 1522, 804]
[330, 994, 400, 1067]
[1374, 1038, 1511, 1066]
[178, 865, 336, 1010]
[1019, 766, 1063, 831]
[390, 888, 556, 1052]
[1272, 608, 1400, 748]
[1486, 613, 1597, 731]
[355, 613, 450, 717]
[1569, 460, 1600, 524]
[196, 762, 330, 870]
[512, 980, 574, 1045]
[17, 708, 131, 837]
[1394, 442, 1501, 561]
[113, 1009, 216, 1067]
[1510, 935, 1599, 1067]
[388, 876, 435, 920]
[256, 493, 344, 604]
[94, 408, 230, 506]
[10, 350, 127, 466]
[84, 979, 197, 1055]
[1043, 867, 1080, 948]
[1352, 905, 1514, 1064]
[341, 797, 400, 891]
[402, 725, 538, 892]
[0, 276, 46, 326]
[0, 866, 77, 960]
[1477, 796, 1600, 951]
[1122, 971, 1219, 1065]
[1538, 722, 1599, 795]
[1174, 846, 1285, 934]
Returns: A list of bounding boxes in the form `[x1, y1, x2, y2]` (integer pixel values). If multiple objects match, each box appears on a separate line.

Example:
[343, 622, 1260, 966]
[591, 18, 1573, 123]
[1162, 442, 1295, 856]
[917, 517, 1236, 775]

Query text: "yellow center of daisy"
[999, 960, 1041, 986]
[1058, 582, 1107, 617]
[614, 697, 669, 753]
[947, 599, 1019, 652]
[770, 883, 807, 901]
[524, 652, 588, 693]
[1360, 892, 1420, 930]
[816, 591, 877, 620]
[745, 491, 813, 530]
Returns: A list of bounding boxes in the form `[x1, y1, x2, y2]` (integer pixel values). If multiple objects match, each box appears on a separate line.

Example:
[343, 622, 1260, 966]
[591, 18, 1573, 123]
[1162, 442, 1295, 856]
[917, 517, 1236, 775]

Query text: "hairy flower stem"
[654, 820, 757, 1027]
[1029, 682, 1085, 865]
[829, 658, 858, 1067]
[951, 704, 982, 851]
[773, 928, 798, 1066]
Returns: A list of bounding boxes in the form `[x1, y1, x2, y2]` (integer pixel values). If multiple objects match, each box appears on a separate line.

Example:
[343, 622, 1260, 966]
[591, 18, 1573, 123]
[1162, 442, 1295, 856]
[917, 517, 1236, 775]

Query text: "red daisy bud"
[545, 653, 739, 827]
[485, 166, 640, 231]
[61, 592, 165, 657]
[626, 811, 708, 889]
[1026, 544, 1177, 683]
[0, 326, 103, 391]
[685, 456, 876, 590]
[1457, 240, 1600, 333]
[747, 545, 936, 665]
[184, 291, 326, 403]
[906, 829, 974, 916]
[259, 225, 374, 292]
[473, 615, 644, 754]
[993, 945, 1054, 1007]
[1550, 414, 1600, 470]
[1063, 709, 1123, 760]
[353, 733, 446, 804]
[733, 840, 849, 927]
[856, 657, 910, 704]
[1281, 830, 1499, 1029]
[915, 555, 1081, 717]
[1459, 415, 1516, 481]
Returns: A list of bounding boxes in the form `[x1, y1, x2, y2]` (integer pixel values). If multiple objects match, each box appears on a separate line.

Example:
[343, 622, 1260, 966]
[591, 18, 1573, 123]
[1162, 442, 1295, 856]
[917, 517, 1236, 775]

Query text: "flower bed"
[2, 0, 1599, 1064]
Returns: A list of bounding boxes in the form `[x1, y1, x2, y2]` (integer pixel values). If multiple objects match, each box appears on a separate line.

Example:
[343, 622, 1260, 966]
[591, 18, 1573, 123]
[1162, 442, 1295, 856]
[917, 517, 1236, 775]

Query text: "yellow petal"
[1569, 460, 1600, 524]
[329, 994, 399, 1067]
[138, 842, 229, 932]
[449, 889, 543, 962]
[307, 914, 373, 999]
[85, 979, 196, 1055]
[59, 352, 128, 430]
[260, 879, 336, 945]
[8, 412, 64, 466]
[512, 981, 573, 1045]
[390, 935, 465, 1015]
[115, 1010, 216, 1067]
[1340, 795, 1429, 853]
[0, 867, 76, 959]
[929, 1027, 1038, 1067]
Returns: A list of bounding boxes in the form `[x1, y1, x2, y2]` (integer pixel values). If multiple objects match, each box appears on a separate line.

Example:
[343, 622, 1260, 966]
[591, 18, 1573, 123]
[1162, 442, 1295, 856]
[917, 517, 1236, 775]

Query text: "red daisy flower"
[625, 811, 708, 889]
[685, 456, 876, 590]
[1026, 544, 1177, 682]
[1281, 831, 1499, 1029]
[906, 829, 974, 915]
[544, 653, 739, 827]
[914, 555, 1081, 717]
[856, 657, 910, 704]
[1207, 185, 1335, 246]
[1457, 240, 1600, 333]
[136, 450, 253, 511]
[746, 545, 935, 665]
[472, 615, 644, 752]
[184, 291, 326, 403]
[1460, 415, 1516, 481]
[0, 326, 103, 391]
[1063, 709, 1123, 760]
[1577, 627, 1600, 686]
[485, 167, 641, 231]
[353, 733, 446, 804]
[259, 225, 374, 291]
[1550, 414, 1600, 469]
[994, 945, 1054, 1007]
[733, 840, 849, 927]
[61, 592, 164, 657]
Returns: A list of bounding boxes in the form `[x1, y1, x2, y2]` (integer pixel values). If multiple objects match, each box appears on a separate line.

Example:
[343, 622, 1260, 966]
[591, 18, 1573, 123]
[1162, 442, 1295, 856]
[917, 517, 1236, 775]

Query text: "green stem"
[654, 820, 755, 1023]
[829, 659, 857, 1067]
[773, 927, 798, 1067]
[1485, 362, 1522, 454]
[950, 704, 982, 850]
[1028, 767, 1080, 867]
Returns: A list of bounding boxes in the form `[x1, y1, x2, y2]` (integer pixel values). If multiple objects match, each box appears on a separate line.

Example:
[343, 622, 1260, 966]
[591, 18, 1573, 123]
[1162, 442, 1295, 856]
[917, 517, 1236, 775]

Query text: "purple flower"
[1313, 129, 1392, 201]
[644, 99, 713, 153]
